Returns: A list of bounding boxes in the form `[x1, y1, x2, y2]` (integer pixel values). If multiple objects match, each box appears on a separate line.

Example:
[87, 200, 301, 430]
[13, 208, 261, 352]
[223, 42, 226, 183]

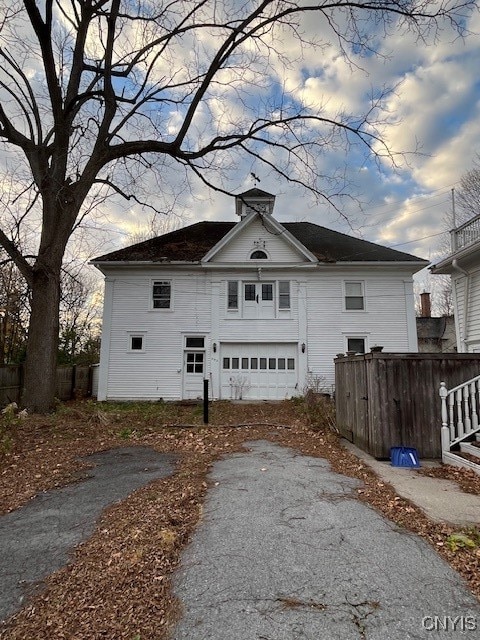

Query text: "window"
[186, 337, 204, 348]
[244, 284, 256, 301]
[186, 352, 204, 373]
[130, 335, 144, 351]
[223, 357, 230, 369]
[262, 283, 273, 301]
[279, 281, 290, 309]
[153, 281, 171, 309]
[345, 281, 364, 310]
[347, 338, 366, 354]
[250, 250, 268, 259]
[228, 281, 238, 309]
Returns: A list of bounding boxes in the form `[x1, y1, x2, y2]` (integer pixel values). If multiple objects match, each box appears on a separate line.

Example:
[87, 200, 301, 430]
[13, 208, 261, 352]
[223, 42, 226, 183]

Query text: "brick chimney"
[420, 291, 431, 318]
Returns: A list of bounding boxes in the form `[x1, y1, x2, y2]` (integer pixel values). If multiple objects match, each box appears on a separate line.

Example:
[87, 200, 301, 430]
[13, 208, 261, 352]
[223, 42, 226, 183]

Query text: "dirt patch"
[0, 399, 479, 639]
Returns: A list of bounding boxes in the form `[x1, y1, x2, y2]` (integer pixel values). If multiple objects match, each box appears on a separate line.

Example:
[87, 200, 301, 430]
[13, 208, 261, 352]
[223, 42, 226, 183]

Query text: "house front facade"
[430, 213, 480, 353]
[92, 189, 427, 401]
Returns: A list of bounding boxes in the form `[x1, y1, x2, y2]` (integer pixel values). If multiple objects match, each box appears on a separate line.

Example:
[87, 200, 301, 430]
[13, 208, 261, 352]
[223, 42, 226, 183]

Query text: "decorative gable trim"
[201, 212, 318, 264]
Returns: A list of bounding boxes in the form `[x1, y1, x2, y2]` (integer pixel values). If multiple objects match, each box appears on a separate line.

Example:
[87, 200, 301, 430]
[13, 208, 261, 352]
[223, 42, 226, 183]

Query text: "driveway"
[173, 441, 479, 639]
[0, 446, 178, 622]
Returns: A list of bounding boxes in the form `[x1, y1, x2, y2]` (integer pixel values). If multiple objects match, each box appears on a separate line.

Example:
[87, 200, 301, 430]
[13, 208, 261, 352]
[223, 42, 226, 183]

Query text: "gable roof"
[92, 220, 426, 264]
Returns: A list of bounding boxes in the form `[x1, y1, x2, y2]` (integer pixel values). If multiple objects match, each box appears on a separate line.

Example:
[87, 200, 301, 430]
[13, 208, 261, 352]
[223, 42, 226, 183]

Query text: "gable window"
[279, 281, 290, 309]
[228, 281, 238, 309]
[347, 337, 366, 354]
[250, 250, 268, 259]
[153, 281, 171, 309]
[345, 281, 364, 310]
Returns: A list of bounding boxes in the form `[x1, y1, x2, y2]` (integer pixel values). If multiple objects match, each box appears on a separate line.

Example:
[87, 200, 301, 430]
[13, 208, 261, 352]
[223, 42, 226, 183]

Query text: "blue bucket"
[390, 446, 420, 468]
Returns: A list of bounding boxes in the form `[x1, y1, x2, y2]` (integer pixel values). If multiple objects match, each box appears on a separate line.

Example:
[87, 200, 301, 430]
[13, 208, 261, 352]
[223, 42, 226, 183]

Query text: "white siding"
[305, 270, 416, 388]
[99, 263, 418, 400]
[102, 268, 211, 400]
[212, 218, 305, 263]
[467, 268, 480, 350]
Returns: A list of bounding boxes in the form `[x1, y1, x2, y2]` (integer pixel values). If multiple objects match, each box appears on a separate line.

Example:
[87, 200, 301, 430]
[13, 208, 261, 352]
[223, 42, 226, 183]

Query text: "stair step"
[459, 442, 480, 459]
[443, 451, 480, 476]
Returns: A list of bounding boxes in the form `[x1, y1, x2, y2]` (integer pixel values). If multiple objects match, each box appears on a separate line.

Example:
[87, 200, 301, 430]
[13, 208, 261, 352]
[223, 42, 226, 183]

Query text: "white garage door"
[220, 343, 298, 400]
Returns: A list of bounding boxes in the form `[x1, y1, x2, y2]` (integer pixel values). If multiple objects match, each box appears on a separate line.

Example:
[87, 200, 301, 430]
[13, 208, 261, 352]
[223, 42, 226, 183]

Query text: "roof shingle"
[92, 220, 426, 264]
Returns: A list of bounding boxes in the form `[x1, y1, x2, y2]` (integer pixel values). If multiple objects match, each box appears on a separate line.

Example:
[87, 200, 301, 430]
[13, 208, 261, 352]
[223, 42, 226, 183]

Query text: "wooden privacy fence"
[0, 364, 94, 407]
[335, 353, 480, 459]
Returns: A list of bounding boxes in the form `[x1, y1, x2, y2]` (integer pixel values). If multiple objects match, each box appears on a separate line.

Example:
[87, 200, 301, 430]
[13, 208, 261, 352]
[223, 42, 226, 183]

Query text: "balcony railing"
[451, 213, 480, 251]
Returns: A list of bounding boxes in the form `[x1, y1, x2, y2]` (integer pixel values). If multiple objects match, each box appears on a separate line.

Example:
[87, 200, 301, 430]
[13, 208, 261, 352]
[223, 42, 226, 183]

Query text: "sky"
[2, 0, 480, 299]
[93, 1, 480, 295]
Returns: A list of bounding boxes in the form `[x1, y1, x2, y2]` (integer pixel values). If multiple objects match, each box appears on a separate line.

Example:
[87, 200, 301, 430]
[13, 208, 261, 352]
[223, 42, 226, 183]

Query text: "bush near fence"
[0, 364, 95, 408]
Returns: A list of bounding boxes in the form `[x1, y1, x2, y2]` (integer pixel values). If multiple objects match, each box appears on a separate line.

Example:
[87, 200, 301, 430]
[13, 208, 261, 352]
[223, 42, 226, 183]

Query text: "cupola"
[235, 188, 276, 219]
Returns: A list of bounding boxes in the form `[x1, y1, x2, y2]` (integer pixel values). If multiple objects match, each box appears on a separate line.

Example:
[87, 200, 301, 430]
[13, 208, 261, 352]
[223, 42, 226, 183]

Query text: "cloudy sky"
[93, 1, 480, 290]
[2, 1, 478, 293]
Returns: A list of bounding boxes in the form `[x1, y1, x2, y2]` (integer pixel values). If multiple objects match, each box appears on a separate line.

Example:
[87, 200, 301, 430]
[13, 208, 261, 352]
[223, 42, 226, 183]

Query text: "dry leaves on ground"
[0, 399, 479, 640]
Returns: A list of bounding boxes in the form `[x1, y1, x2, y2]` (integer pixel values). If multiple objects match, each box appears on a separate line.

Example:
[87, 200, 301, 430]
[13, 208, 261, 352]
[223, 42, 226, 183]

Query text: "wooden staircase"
[440, 377, 480, 475]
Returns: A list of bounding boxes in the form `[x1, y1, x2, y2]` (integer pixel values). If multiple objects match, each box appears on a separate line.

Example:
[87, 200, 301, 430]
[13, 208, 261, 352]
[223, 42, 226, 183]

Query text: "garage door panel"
[221, 343, 298, 400]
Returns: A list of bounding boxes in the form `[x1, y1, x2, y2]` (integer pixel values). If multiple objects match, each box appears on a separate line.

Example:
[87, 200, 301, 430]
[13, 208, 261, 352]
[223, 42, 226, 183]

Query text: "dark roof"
[92, 220, 426, 264]
[416, 317, 448, 340]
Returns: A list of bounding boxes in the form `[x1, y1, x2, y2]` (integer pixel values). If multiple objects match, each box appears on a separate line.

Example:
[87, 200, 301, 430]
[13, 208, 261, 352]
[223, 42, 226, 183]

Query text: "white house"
[430, 213, 480, 353]
[92, 189, 427, 401]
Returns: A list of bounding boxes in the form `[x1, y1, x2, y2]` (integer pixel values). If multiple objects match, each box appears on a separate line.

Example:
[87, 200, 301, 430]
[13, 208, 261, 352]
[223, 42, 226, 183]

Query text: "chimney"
[420, 291, 431, 318]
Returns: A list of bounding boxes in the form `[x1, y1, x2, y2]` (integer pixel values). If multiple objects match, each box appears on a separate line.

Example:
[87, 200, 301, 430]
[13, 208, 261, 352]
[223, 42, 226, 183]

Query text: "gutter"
[452, 259, 470, 350]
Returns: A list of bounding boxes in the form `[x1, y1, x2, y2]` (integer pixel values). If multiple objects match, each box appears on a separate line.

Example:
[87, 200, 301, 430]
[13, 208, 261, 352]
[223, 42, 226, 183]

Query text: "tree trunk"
[22, 264, 61, 412]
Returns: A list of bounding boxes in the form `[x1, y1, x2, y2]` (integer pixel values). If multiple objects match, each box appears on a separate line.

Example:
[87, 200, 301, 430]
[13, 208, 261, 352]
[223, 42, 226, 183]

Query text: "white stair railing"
[440, 375, 480, 456]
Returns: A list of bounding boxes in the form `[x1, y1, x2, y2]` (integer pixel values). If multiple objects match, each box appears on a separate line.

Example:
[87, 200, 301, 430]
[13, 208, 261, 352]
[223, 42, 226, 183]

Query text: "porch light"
[301, 343, 306, 353]
[213, 342, 217, 353]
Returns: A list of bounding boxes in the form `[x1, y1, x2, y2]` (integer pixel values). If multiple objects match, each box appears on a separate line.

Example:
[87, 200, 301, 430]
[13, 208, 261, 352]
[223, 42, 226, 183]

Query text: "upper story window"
[279, 281, 290, 309]
[152, 280, 171, 309]
[250, 250, 268, 259]
[226, 280, 291, 318]
[345, 281, 365, 311]
[228, 281, 239, 309]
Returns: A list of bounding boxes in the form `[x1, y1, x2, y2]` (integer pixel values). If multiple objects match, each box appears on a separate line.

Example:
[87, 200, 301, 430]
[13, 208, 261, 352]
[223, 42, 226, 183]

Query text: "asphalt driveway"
[173, 441, 479, 639]
[0, 446, 178, 622]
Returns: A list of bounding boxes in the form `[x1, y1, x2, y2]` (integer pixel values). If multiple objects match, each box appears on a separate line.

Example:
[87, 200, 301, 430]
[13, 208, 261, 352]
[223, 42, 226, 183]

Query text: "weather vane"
[250, 172, 261, 187]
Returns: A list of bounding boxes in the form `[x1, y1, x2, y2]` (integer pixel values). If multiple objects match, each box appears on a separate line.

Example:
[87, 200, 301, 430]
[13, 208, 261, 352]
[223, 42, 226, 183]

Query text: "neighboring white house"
[430, 213, 480, 353]
[92, 189, 427, 401]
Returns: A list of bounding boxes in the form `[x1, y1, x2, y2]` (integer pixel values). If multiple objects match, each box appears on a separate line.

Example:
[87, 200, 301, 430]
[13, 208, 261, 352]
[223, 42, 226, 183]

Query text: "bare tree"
[0, 258, 29, 363]
[0, 0, 475, 411]
[58, 265, 101, 364]
[454, 155, 480, 226]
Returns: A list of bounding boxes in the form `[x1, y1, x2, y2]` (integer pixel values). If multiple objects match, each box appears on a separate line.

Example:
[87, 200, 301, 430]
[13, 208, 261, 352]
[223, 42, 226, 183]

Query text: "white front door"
[182, 336, 207, 399]
[220, 343, 298, 400]
[243, 282, 275, 319]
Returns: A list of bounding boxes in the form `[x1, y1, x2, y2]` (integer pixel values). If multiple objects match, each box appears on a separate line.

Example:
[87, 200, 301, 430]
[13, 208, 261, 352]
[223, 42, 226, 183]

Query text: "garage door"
[220, 343, 298, 400]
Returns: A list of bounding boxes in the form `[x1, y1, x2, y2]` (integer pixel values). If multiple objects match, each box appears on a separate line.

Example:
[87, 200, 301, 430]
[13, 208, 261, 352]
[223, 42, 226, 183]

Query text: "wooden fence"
[0, 364, 94, 407]
[335, 353, 480, 459]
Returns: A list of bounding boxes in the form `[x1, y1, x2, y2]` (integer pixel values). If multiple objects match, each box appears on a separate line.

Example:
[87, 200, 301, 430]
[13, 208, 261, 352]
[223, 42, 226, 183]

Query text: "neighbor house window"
[152, 281, 171, 309]
[345, 281, 364, 310]
[228, 281, 238, 309]
[279, 281, 290, 309]
[347, 337, 366, 354]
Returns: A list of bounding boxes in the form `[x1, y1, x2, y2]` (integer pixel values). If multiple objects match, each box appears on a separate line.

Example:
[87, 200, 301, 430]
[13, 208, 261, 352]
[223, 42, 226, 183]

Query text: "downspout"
[452, 259, 469, 351]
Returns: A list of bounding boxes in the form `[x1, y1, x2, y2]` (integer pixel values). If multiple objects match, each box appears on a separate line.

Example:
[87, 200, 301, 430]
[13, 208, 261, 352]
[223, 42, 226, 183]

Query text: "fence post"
[439, 382, 450, 457]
